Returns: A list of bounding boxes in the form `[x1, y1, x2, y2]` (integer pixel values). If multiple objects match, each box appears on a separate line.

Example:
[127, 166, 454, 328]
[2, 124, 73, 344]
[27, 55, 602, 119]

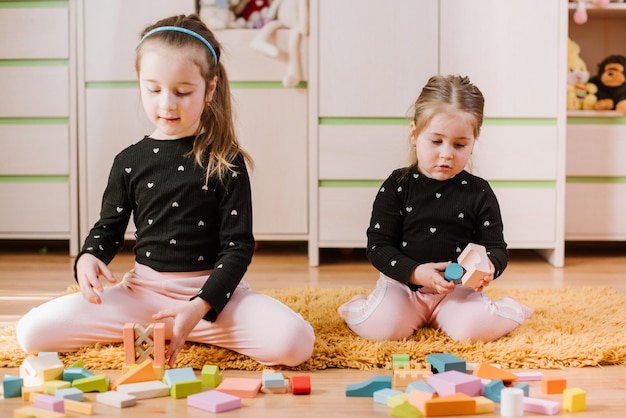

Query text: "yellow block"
[13, 405, 66, 418]
[474, 396, 495, 414]
[563, 387, 586, 412]
[64, 399, 95, 415]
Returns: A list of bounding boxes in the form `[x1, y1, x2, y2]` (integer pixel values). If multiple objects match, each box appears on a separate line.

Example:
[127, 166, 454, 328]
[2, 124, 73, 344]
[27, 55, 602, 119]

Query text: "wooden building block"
[34, 394, 65, 413]
[387, 393, 410, 408]
[392, 353, 410, 369]
[2, 374, 23, 398]
[541, 376, 567, 394]
[54, 388, 83, 401]
[123, 322, 166, 367]
[474, 396, 495, 414]
[111, 359, 156, 390]
[513, 371, 544, 381]
[21, 386, 42, 402]
[444, 262, 464, 284]
[201, 364, 223, 388]
[96, 391, 137, 408]
[393, 364, 432, 389]
[407, 389, 437, 412]
[115, 380, 170, 400]
[523, 397, 561, 415]
[122, 323, 136, 367]
[563, 387, 586, 412]
[514, 382, 529, 397]
[472, 363, 518, 383]
[345, 375, 392, 397]
[21, 356, 64, 384]
[423, 392, 476, 416]
[500, 387, 524, 417]
[71, 374, 109, 393]
[13, 405, 66, 418]
[43, 380, 70, 395]
[405, 380, 436, 394]
[152, 323, 165, 367]
[483, 379, 505, 403]
[426, 370, 482, 397]
[262, 372, 285, 389]
[290, 375, 311, 395]
[457, 243, 490, 288]
[391, 401, 423, 418]
[164, 367, 196, 387]
[62, 368, 94, 383]
[217, 377, 262, 398]
[170, 380, 202, 399]
[373, 388, 402, 404]
[187, 390, 242, 413]
[63, 398, 95, 415]
[426, 353, 466, 374]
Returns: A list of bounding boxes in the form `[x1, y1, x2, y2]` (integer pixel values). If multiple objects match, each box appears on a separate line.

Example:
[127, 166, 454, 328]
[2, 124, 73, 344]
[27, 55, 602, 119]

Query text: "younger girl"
[17, 14, 314, 367]
[338, 75, 532, 342]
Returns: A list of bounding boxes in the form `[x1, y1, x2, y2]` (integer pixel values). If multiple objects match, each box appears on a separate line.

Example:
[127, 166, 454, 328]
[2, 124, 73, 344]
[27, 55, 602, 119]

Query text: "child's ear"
[409, 121, 417, 146]
[206, 76, 218, 103]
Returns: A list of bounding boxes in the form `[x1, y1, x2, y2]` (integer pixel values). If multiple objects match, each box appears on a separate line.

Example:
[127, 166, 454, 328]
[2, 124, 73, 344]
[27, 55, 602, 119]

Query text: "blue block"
[346, 375, 392, 397]
[426, 353, 466, 374]
[262, 373, 285, 389]
[515, 382, 530, 397]
[164, 367, 196, 387]
[405, 379, 436, 394]
[63, 367, 95, 383]
[484, 379, 505, 403]
[55, 387, 84, 401]
[2, 375, 23, 398]
[444, 263, 464, 284]
[373, 388, 402, 404]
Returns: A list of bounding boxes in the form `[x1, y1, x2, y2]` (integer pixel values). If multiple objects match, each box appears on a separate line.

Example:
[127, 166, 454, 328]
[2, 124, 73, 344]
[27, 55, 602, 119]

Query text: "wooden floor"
[1, 240, 625, 417]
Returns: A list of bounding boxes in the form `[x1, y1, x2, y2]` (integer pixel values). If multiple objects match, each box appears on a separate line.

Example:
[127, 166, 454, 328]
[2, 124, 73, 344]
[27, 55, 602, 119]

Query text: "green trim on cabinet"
[0, 176, 69, 182]
[85, 81, 139, 89]
[319, 118, 407, 125]
[0, 59, 67, 66]
[567, 176, 626, 184]
[483, 118, 556, 126]
[230, 81, 307, 89]
[319, 180, 555, 188]
[0, 117, 68, 124]
[0, 1, 68, 8]
[567, 116, 626, 125]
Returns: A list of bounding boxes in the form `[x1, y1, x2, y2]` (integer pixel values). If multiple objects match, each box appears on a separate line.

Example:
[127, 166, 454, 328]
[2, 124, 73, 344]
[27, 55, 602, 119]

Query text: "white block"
[501, 388, 524, 417]
[96, 390, 137, 408]
[115, 380, 170, 399]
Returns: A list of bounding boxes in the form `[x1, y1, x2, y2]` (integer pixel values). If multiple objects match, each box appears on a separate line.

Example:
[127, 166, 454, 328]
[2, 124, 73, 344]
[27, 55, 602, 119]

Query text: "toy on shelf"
[571, 0, 610, 25]
[199, 0, 241, 30]
[589, 54, 626, 114]
[567, 38, 597, 111]
[233, 0, 272, 29]
[249, 0, 309, 87]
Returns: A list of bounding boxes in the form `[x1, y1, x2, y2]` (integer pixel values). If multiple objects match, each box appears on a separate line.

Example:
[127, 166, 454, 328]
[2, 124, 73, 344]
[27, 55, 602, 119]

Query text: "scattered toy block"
[426, 353, 466, 374]
[21, 355, 64, 383]
[423, 392, 476, 416]
[345, 375, 392, 397]
[201, 364, 223, 388]
[34, 394, 65, 413]
[500, 387, 524, 417]
[123, 322, 137, 366]
[474, 396, 495, 414]
[54, 387, 83, 402]
[387, 392, 410, 408]
[164, 367, 196, 387]
[541, 376, 566, 395]
[2, 374, 23, 398]
[513, 371, 543, 381]
[405, 380, 436, 394]
[188, 390, 242, 413]
[63, 398, 95, 415]
[71, 374, 109, 393]
[392, 353, 411, 369]
[290, 375, 311, 395]
[115, 380, 170, 400]
[69, 359, 84, 368]
[13, 405, 66, 418]
[483, 379, 505, 403]
[393, 364, 432, 389]
[373, 388, 403, 404]
[563, 387, 586, 412]
[152, 322, 165, 367]
[523, 397, 561, 415]
[62, 368, 94, 383]
[444, 262, 464, 284]
[170, 380, 202, 399]
[123, 322, 166, 367]
[426, 370, 482, 397]
[391, 401, 423, 418]
[217, 377, 262, 398]
[96, 390, 137, 408]
[262, 372, 285, 389]
[43, 380, 70, 395]
[21, 386, 42, 402]
[407, 389, 437, 412]
[514, 382, 529, 397]
[472, 363, 518, 383]
[111, 358, 156, 390]
[457, 243, 490, 288]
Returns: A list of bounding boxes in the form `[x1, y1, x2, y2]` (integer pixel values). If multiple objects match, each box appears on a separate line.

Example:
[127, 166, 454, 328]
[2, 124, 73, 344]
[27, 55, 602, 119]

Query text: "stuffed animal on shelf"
[571, 0, 610, 25]
[199, 0, 241, 30]
[249, 0, 308, 87]
[589, 54, 626, 114]
[233, 0, 272, 29]
[567, 38, 597, 110]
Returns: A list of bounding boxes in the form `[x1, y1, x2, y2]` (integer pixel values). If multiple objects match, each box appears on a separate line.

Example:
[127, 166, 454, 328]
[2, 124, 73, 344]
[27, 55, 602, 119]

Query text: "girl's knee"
[262, 321, 315, 366]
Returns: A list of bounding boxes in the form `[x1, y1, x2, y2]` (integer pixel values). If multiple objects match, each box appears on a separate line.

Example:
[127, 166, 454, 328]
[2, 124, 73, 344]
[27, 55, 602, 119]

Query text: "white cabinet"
[0, 1, 77, 250]
[309, 0, 567, 266]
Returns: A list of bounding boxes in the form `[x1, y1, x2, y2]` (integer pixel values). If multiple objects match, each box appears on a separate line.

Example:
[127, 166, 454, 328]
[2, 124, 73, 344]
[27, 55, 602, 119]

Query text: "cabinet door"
[317, 0, 438, 117]
[439, 0, 561, 118]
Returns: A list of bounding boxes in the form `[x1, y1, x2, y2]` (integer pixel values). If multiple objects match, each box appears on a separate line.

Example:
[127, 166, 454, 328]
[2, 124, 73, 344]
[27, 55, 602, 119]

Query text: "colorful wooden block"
[523, 397, 561, 415]
[345, 375, 392, 397]
[392, 353, 411, 369]
[472, 363, 518, 383]
[541, 376, 567, 394]
[2, 374, 23, 398]
[423, 392, 476, 416]
[62, 367, 94, 383]
[34, 394, 65, 413]
[43, 380, 70, 395]
[216, 377, 262, 398]
[63, 398, 94, 415]
[457, 243, 490, 288]
[13, 405, 66, 418]
[391, 401, 423, 418]
[111, 358, 156, 390]
[407, 389, 437, 412]
[187, 390, 242, 413]
[21, 355, 64, 384]
[96, 390, 137, 408]
[71, 374, 109, 393]
[115, 380, 170, 399]
[444, 262, 464, 284]
[290, 375, 311, 395]
[163, 367, 196, 386]
[500, 387, 524, 417]
[426, 370, 482, 397]
[405, 380, 436, 394]
[262, 372, 285, 389]
[393, 364, 432, 389]
[201, 364, 223, 388]
[170, 380, 202, 399]
[513, 371, 544, 381]
[474, 396, 495, 414]
[123, 322, 166, 367]
[373, 388, 402, 404]
[426, 353, 466, 374]
[387, 392, 410, 408]
[514, 382, 530, 397]
[563, 387, 586, 412]
[483, 379, 505, 403]
[53, 387, 83, 402]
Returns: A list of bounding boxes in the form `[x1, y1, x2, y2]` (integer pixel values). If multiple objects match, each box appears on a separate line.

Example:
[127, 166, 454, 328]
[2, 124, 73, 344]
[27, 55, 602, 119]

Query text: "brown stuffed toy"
[590, 55, 626, 114]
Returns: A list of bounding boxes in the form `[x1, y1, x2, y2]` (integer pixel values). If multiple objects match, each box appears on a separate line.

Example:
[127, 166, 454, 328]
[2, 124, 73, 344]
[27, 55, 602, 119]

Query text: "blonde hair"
[408, 74, 484, 168]
[136, 14, 253, 184]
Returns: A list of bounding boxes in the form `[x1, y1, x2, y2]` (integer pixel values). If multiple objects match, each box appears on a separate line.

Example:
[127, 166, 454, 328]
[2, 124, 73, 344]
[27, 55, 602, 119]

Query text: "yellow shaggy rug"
[1, 286, 625, 371]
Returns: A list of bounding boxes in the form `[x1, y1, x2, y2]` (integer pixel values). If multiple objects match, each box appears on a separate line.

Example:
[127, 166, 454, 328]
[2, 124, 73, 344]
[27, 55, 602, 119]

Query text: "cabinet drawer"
[472, 125, 558, 181]
[0, 124, 69, 175]
[565, 183, 626, 240]
[0, 182, 70, 234]
[0, 66, 68, 117]
[566, 123, 626, 177]
[0, 7, 68, 59]
[83, 0, 196, 81]
[219, 29, 308, 82]
[318, 125, 410, 180]
[494, 187, 556, 246]
[318, 187, 378, 244]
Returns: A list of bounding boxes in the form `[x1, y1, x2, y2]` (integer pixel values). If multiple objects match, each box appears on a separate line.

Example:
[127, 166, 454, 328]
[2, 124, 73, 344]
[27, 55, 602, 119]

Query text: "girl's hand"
[473, 260, 496, 292]
[75, 253, 117, 304]
[152, 297, 210, 368]
[411, 262, 456, 295]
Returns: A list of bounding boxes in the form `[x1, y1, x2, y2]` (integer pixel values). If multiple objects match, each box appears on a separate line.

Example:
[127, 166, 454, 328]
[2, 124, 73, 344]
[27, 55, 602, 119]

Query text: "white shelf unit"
[0, 0, 78, 252]
[565, 5, 626, 241]
[308, 0, 568, 267]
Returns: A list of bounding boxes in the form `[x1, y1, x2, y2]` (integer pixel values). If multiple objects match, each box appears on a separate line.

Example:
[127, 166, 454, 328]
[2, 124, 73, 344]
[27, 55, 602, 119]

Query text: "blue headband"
[139, 26, 218, 65]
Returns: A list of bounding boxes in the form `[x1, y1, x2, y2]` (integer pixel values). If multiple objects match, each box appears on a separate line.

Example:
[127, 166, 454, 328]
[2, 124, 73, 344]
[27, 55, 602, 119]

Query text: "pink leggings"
[16, 263, 315, 367]
[338, 274, 532, 342]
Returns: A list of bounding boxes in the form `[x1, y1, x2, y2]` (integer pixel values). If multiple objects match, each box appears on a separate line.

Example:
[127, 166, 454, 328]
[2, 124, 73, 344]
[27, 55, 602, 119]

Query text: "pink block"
[187, 390, 242, 413]
[426, 370, 483, 397]
[513, 371, 544, 381]
[34, 394, 65, 413]
[523, 397, 561, 415]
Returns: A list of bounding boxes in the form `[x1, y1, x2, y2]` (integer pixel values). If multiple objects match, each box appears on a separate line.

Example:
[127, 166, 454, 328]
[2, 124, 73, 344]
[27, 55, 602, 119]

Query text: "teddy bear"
[233, 0, 272, 29]
[199, 0, 241, 30]
[589, 54, 626, 114]
[566, 38, 597, 111]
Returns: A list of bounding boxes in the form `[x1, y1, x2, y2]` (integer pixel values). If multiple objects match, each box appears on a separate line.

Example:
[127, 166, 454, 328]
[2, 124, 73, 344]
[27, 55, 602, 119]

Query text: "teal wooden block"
[2, 375, 23, 398]
[484, 379, 505, 403]
[426, 353, 466, 373]
[55, 387, 84, 401]
[346, 375, 392, 397]
[164, 367, 196, 387]
[405, 380, 436, 394]
[63, 367, 95, 383]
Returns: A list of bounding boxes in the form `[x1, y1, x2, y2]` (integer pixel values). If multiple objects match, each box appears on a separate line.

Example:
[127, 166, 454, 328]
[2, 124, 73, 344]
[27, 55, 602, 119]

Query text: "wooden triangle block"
[472, 363, 518, 383]
[111, 359, 157, 390]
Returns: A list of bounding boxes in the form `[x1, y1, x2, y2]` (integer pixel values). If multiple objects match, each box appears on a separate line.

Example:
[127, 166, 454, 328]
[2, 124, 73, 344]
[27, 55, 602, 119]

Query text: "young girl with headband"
[17, 14, 315, 368]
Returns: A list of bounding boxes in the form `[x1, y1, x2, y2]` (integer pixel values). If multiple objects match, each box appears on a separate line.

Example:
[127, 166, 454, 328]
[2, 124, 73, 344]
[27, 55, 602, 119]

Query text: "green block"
[392, 401, 423, 418]
[392, 353, 410, 369]
[72, 374, 109, 393]
[201, 364, 223, 388]
[170, 379, 202, 399]
[43, 379, 70, 395]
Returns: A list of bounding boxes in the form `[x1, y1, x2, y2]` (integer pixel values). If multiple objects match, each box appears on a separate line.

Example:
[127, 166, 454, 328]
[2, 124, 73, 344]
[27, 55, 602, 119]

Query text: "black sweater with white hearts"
[77, 136, 255, 321]
[367, 167, 508, 291]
